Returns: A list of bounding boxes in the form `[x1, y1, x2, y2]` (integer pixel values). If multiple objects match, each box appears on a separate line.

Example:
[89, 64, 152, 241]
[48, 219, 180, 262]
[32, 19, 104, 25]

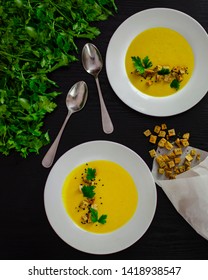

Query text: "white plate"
[106, 8, 208, 116]
[44, 141, 157, 254]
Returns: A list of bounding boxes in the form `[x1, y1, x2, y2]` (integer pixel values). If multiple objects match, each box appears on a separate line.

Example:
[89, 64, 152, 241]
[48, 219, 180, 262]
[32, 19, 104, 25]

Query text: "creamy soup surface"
[125, 27, 194, 97]
[62, 160, 138, 234]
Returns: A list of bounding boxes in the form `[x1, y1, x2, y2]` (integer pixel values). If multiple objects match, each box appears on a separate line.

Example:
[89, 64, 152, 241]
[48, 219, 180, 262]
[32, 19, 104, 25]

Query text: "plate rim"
[44, 140, 157, 254]
[106, 7, 208, 117]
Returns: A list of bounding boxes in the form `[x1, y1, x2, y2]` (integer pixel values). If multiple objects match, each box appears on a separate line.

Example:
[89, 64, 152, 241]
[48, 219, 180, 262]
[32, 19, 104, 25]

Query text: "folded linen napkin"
[152, 146, 208, 240]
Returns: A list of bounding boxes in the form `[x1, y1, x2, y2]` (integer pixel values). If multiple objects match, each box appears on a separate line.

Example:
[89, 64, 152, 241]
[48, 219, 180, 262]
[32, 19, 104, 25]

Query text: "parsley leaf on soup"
[98, 214, 108, 224]
[81, 185, 96, 199]
[90, 208, 99, 223]
[142, 56, 153, 69]
[170, 79, 180, 90]
[86, 168, 96, 181]
[158, 68, 171, 75]
[90, 208, 107, 224]
[131, 56, 153, 74]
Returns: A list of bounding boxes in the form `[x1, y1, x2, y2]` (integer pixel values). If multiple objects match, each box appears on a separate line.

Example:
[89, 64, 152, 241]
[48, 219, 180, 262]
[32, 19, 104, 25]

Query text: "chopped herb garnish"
[170, 79, 180, 90]
[78, 164, 108, 225]
[98, 215, 108, 224]
[90, 208, 107, 224]
[131, 55, 186, 91]
[90, 208, 99, 223]
[131, 56, 153, 74]
[81, 185, 96, 199]
[86, 168, 96, 181]
[142, 56, 153, 69]
[158, 68, 171, 75]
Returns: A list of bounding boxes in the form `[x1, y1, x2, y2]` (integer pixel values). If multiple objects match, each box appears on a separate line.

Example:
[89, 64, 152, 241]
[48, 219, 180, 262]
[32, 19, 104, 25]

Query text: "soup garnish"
[62, 160, 138, 234]
[131, 55, 189, 91]
[125, 27, 194, 97]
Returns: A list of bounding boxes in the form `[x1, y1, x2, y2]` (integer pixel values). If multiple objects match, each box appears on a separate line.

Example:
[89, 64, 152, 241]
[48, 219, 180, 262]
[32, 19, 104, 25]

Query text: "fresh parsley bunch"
[0, 0, 117, 157]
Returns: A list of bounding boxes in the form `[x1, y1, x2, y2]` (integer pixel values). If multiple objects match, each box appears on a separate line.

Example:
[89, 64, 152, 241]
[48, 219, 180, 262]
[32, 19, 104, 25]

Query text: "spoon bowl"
[82, 43, 114, 134]
[82, 43, 103, 77]
[42, 81, 88, 168]
[66, 81, 88, 112]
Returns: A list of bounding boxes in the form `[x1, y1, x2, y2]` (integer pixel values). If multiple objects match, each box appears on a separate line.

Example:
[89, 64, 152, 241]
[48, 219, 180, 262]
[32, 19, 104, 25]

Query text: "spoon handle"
[42, 111, 72, 168]
[95, 77, 114, 134]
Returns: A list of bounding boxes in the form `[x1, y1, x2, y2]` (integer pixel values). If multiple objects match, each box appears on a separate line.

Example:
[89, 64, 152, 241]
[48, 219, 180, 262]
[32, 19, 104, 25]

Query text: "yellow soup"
[62, 160, 138, 234]
[125, 27, 194, 97]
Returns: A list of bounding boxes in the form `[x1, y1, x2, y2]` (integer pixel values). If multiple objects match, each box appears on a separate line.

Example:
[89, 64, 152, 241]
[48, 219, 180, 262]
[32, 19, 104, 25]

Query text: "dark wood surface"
[1, 0, 208, 260]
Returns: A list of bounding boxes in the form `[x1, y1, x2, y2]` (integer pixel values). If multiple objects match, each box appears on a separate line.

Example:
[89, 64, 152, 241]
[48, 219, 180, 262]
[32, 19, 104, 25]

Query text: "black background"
[1, 0, 208, 260]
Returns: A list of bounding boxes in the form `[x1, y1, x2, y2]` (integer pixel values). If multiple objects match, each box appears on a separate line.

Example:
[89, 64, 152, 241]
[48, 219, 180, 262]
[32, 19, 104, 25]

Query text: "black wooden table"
[1, 0, 208, 260]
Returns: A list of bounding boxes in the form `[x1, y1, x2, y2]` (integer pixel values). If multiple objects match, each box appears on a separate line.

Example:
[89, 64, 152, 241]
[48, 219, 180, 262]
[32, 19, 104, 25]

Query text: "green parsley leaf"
[90, 208, 107, 224]
[81, 185, 96, 199]
[86, 168, 96, 181]
[158, 68, 171, 75]
[98, 214, 108, 224]
[142, 56, 153, 69]
[170, 79, 180, 90]
[131, 56, 152, 74]
[90, 208, 99, 223]
[131, 56, 145, 74]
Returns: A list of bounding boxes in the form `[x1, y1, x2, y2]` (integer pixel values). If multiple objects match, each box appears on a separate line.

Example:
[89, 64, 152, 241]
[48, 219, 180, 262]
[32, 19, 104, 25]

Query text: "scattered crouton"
[154, 125, 161, 134]
[149, 134, 157, 144]
[143, 123, 201, 179]
[143, 129, 151, 137]
[149, 149, 157, 158]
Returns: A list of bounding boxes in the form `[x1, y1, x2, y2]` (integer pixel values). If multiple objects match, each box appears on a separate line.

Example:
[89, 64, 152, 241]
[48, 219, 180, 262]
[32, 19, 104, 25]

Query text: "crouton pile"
[144, 124, 200, 179]
[144, 65, 188, 87]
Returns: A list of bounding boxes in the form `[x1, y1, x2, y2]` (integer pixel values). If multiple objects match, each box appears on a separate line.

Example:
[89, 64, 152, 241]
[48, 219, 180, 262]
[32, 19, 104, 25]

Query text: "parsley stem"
[48, 1, 72, 24]
[0, 51, 39, 63]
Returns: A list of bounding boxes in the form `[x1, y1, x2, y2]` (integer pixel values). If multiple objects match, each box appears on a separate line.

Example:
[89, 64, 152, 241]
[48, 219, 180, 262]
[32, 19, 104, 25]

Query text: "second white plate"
[106, 8, 208, 116]
[44, 141, 157, 254]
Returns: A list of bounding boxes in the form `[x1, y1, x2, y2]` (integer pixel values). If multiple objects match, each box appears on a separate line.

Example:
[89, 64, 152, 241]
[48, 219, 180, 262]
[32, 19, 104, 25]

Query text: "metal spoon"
[82, 43, 114, 134]
[42, 81, 88, 168]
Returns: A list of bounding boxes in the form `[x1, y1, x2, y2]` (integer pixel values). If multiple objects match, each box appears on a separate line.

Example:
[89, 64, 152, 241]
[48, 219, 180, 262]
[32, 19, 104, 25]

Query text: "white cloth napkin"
[152, 146, 208, 240]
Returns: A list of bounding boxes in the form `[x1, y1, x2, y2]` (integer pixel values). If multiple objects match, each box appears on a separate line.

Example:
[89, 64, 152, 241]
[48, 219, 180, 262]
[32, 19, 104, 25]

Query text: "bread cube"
[161, 123, 167, 130]
[185, 154, 193, 162]
[183, 133, 190, 140]
[168, 129, 176, 137]
[158, 138, 167, 147]
[175, 138, 182, 147]
[168, 151, 176, 158]
[174, 148, 182, 156]
[196, 153, 201, 160]
[154, 125, 161, 134]
[149, 134, 157, 144]
[149, 149, 157, 158]
[165, 170, 172, 178]
[158, 130, 166, 138]
[168, 160, 175, 168]
[143, 129, 151, 137]
[181, 139, 189, 147]
[165, 141, 173, 150]
[190, 149, 196, 156]
[158, 168, 165, 174]
[179, 165, 186, 173]
[174, 157, 181, 164]
[162, 154, 170, 162]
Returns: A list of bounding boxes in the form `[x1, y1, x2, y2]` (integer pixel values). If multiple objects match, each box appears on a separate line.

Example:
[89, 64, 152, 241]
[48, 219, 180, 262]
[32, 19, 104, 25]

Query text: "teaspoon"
[42, 81, 88, 168]
[82, 43, 114, 134]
